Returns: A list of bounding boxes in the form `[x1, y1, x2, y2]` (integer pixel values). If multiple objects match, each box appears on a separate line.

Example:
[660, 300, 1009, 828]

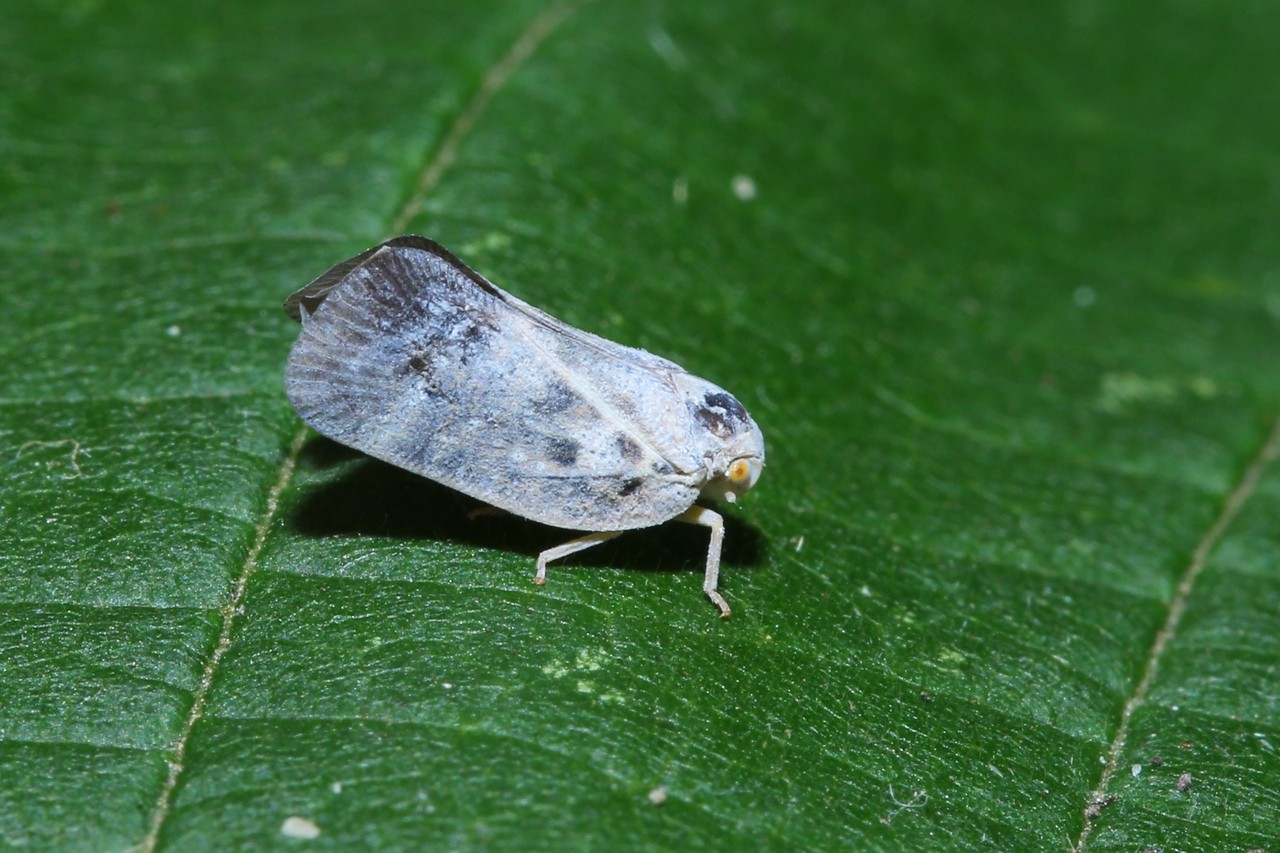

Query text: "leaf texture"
[1, 1, 1278, 850]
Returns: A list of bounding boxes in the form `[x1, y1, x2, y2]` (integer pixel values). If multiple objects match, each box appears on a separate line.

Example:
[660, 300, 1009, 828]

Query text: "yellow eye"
[728, 459, 751, 483]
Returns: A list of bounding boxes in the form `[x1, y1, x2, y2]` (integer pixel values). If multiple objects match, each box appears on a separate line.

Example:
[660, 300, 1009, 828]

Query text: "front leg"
[675, 505, 730, 618]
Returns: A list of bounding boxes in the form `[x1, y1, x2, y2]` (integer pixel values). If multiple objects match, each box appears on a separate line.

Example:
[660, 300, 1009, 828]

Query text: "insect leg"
[535, 531, 623, 584]
[675, 505, 730, 618]
[466, 506, 508, 520]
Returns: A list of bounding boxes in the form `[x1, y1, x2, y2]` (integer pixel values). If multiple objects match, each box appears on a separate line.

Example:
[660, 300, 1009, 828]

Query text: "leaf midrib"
[135, 2, 598, 848]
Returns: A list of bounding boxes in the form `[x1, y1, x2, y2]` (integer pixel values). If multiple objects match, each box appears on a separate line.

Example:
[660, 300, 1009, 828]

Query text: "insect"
[284, 236, 765, 617]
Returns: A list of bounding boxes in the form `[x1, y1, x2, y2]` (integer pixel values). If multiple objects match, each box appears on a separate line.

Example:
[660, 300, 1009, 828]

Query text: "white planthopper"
[284, 237, 765, 617]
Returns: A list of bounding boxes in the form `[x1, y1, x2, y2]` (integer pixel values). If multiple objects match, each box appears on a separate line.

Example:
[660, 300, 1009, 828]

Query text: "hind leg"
[534, 531, 623, 583]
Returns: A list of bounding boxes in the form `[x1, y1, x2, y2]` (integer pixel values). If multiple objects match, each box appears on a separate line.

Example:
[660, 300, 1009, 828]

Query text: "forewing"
[285, 240, 703, 531]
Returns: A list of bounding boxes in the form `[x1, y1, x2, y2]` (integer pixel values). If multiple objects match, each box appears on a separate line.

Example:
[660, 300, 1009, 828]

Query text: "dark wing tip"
[282, 235, 462, 323]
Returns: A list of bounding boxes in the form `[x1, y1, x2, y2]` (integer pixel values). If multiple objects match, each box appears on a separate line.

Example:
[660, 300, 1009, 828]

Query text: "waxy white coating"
[284, 236, 765, 616]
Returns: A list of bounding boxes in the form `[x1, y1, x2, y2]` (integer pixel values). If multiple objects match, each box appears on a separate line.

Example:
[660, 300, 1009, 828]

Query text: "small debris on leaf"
[1084, 795, 1117, 818]
[281, 816, 321, 840]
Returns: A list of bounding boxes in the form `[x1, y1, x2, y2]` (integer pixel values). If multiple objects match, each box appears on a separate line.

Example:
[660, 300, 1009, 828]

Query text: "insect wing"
[285, 239, 702, 531]
[284, 241, 389, 322]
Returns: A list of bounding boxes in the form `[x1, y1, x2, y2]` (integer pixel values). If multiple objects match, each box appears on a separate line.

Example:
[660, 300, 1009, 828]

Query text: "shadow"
[298, 434, 366, 469]
[289, 437, 766, 574]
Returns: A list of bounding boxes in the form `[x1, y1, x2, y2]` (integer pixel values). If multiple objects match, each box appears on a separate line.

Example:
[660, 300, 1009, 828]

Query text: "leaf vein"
[138, 425, 307, 852]
[136, 2, 598, 847]
[1074, 415, 1280, 850]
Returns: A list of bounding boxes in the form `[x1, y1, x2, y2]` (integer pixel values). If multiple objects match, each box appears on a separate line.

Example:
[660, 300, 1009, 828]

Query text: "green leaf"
[3, 1, 1278, 850]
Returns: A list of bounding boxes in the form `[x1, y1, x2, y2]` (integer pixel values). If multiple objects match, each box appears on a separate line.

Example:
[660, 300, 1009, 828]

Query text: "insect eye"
[728, 459, 751, 483]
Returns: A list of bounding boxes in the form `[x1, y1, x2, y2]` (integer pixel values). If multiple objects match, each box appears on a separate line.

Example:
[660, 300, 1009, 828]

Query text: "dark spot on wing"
[534, 380, 582, 415]
[610, 395, 640, 420]
[408, 353, 431, 375]
[400, 341, 447, 397]
[615, 434, 643, 462]
[454, 314, 499, 364]
[619, 477, 644, 497]
[706, 392, 747, 422]
[692, 391, 749, 439]
[546, 437, 581, 467]
[651, 460, 674, 475]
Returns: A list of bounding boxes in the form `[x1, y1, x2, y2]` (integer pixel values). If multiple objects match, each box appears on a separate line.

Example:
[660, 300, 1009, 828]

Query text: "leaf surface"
[2, 1, 1278, 851]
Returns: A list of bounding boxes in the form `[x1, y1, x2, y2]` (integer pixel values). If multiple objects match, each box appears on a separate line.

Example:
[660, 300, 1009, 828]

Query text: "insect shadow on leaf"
[288, 436, 766, 578]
